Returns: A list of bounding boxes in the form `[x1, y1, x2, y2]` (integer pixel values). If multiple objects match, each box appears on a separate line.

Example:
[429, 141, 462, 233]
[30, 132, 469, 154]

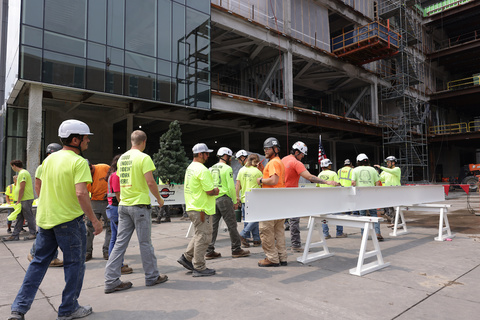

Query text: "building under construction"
[1, 0, 479, 187]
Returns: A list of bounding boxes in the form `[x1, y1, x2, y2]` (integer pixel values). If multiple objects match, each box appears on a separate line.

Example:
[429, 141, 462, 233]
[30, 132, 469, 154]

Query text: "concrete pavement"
[1, 190, 479, 320]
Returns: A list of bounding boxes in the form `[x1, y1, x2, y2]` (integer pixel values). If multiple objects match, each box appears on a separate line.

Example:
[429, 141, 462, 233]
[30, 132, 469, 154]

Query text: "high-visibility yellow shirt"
[337, 166, 353, 187]
[210, 162, 237, 203]
[184, 161, 216, 215]
[37, 150, 92, 229]
[317, 169, 339, 187]
[16, 169, 34, 201]
[5, 183, 16, 202]
[351, 166, 380, 187]
[118, 149, 155, 206]
[236, 166, 262, 203]
[379, 166, 401, 186]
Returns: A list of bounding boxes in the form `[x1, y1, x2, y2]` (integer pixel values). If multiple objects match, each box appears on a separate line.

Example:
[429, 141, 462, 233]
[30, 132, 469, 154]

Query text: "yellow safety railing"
[447, 75, 480, 90]
[429, 121, 480, 134]
[429, 122, 467, 134]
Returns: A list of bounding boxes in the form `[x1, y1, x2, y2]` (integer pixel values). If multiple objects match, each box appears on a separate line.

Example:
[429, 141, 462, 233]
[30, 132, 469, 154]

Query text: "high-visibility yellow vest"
[337, 166, 353, 187]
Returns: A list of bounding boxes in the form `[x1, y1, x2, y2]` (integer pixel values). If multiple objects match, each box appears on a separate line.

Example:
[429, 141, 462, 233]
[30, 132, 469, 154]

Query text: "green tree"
[153, 120, 189, 184]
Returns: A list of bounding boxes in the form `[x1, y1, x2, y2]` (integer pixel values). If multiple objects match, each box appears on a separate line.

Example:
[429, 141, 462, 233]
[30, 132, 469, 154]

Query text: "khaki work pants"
[259, 219, 287, 263]
[184, 211, 213, 271]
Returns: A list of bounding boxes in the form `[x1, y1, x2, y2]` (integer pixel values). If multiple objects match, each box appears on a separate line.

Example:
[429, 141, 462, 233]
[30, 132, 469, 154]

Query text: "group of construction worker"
[4, 125, 402, 320]
[180, 137, 401, 271]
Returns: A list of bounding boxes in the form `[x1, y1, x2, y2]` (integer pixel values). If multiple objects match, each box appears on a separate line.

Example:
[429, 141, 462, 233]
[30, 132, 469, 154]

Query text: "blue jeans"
[240, 205, 260, 241]
[322, 224, 344, 237]
[105, 205, 159, 289]
[30, 240, 59, 260]
[12, 215, 86, 317]
[106, 205, 119, 255]
[359, 209, 381, 235]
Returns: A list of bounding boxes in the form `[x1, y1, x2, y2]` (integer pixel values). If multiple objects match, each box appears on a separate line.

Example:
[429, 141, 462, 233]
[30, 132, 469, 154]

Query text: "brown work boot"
[252, 240, 261, 247]
[103, 252, 109, 260]
[240, 236, 250, 248]
[205, 251, 221, 260]
[121, 265, 133, 274]
[291, 246, 303, 253]
[147, 274, 168, 286]
[85, 252, 92, 262]
[2, 235, 19, 241]
[258, 258, 280, 267]
[49, 258, 63, 267]
[232, 249, 250, 258]
[23, 234, 36, 240]
[104, 281, 133, 294]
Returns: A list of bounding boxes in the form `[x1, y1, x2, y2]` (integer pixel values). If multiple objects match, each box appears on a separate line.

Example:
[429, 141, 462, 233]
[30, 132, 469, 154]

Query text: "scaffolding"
[379, 0, 429, 183]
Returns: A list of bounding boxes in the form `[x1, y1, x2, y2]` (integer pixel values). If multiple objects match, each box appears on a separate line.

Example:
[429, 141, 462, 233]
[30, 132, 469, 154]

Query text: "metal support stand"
[390, 204, 455, 241]
[297, 214, 390, 276]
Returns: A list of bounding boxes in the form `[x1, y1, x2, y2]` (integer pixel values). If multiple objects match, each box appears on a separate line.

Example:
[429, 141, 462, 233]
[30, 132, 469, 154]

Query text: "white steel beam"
[244, 185, 445, 222]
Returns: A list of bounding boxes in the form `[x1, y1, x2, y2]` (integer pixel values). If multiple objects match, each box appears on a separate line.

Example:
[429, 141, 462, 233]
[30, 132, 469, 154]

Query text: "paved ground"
[1, 190, 479, 320]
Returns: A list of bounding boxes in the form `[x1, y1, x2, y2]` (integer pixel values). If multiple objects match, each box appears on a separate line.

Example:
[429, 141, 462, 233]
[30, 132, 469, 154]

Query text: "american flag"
[318, 135, 327, 163]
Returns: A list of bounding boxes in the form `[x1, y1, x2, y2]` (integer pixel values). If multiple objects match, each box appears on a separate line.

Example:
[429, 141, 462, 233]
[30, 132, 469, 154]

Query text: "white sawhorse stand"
[390, 204, 455, 241]
[298, 214, 390, 276]
[185, 218, 227, 238]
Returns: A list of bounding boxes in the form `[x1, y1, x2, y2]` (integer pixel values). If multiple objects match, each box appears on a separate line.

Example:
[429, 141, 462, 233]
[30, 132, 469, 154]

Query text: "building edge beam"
[26, 83, 42, 180]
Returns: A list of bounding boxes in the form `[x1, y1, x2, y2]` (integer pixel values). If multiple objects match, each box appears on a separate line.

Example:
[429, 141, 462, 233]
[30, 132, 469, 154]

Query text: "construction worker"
[177, 143, 219, 277]
[86, 162, 111, 261]
[8, 119, 103, 320]
[351, 153, 383, 241]
[3, 160, 36, 241]
[374, 156, 401, 224]
[5, 175, 17, 233]
[256, 137, 287, 267]
[235, 149, 248, 166]
[206, 147, 250, 260]
[282, 141, 337, 252]
[28, 142, 64, 267]
[318, 159, 347, 239]
[337, 159, 354, 187]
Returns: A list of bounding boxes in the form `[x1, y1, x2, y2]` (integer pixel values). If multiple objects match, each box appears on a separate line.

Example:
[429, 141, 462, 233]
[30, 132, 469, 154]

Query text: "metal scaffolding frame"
[379, 0, 429, 183]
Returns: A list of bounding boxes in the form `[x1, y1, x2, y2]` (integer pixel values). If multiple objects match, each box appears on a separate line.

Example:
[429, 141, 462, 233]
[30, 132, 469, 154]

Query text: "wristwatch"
[260, 178, 263, 184]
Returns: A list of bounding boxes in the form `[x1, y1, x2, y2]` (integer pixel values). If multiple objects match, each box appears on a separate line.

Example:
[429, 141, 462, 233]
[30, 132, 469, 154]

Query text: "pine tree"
[152, 120, 189, 184]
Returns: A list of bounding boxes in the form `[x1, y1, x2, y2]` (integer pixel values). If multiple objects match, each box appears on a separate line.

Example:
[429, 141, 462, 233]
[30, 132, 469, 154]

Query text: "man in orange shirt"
[86, 162, 111, 261]
[256, 137, 287, 267]
[282, 141, 338, 252]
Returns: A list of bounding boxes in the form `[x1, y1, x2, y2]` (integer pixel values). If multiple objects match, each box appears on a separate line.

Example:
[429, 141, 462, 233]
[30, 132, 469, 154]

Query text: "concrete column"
[241, 130, 250, 151]
[26, 84, 42, 180]
[283, 50, 294, 108]
[371, 81, 379, 124]
[126, 114, 133, 149]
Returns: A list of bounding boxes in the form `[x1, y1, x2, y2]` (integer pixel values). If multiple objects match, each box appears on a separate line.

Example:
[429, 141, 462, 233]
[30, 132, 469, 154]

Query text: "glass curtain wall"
[4, 107, 45, 188]
[19, 0, 211, 109]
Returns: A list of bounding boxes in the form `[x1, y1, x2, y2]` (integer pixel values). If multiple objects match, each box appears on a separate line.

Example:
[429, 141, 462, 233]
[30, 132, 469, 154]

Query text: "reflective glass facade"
[20, 0, 211, 109]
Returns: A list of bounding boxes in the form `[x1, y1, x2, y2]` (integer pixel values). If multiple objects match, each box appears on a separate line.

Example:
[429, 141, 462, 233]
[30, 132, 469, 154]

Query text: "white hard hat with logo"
[292, 141, 308, 155]
[356, 153, 369, 162]
[217, 147, 233, 157]
[320, 158, 332, 168]
[235, 150, 248, 158]
[385, 156, 397, 162]
[58, 119, 93, 138]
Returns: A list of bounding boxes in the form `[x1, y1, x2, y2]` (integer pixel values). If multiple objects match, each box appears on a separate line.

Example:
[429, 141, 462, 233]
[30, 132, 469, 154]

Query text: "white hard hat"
[235, 150, 248, 158]
[385, 156, 397, 162]
[356, 153, 368, 162]
[192, 143, 213, 154]
[58, 119, 93, 138]
[344, 159, 351, 165]
[292, 141, 308, 155]
[320, 158, 332, 168]
[217, 147, 233, 157]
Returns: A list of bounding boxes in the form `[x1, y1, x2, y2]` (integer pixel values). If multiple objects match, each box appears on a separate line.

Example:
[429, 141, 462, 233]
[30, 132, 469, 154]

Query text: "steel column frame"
[244, 185, 445, 222]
